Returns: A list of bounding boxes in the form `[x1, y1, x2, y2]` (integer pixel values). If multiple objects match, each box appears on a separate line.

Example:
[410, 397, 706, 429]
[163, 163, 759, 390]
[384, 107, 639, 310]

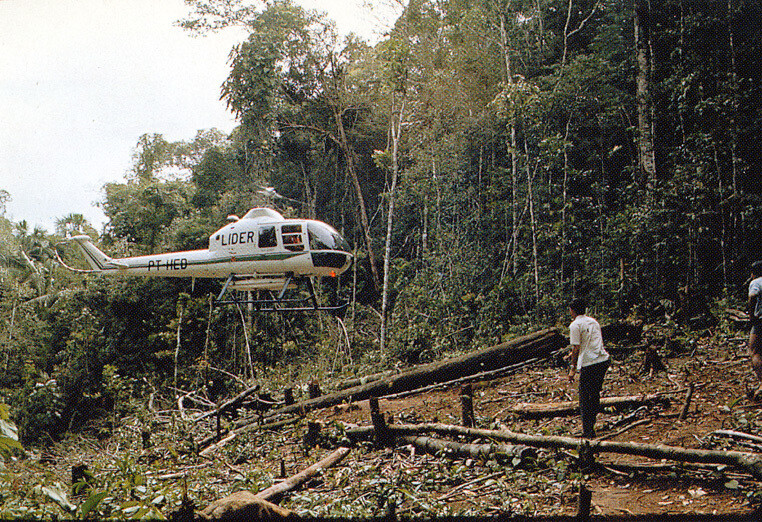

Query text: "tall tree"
[377, 32, 410, 352]
[634, 0, 657, 196]
[222, 1, 384, 291]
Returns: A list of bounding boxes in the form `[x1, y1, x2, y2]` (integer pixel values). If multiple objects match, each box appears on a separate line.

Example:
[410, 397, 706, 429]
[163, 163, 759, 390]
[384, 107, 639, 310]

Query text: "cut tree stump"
[577, 483, 591, 522]
[283, 387, 294, 406]
[460, 384, 475, 428]
[308, 380, 322, 399]
[369, 396, 391, 447]
[640, 345, 667, 375]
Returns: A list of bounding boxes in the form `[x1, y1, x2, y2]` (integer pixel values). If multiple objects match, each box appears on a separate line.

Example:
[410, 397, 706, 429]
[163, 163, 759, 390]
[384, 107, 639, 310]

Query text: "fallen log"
[597, 418, 651, 440]
[346, 423, 762, 480]
[253, 446, 351, 501]
[337, 370, 397, 390]
[251, 328, 564, 424]
[384, 356, 544, 400]
[709, 430, 762, 445]
[199, 491, 296, 520]
[727, 308, 750, 329]
[678, 382, 695, 421]
[505, 394, 670, 419]
[199, 431, 237, 457]
[601, 322, 642, 344]
[197, 415, 300, 450]
[199, 447, 350, 520]
[194, 383, 260, 422]
[398, 435, 534, 463]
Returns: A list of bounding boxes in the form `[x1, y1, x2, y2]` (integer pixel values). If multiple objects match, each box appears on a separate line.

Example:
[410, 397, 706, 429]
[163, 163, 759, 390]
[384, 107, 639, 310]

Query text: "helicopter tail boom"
[68, 235, 127, 271]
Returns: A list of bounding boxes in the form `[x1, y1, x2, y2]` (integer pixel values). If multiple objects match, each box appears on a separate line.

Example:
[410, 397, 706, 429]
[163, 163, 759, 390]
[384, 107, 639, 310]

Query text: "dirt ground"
[311, 328, 762, 518]
[6, 325, 762, 520]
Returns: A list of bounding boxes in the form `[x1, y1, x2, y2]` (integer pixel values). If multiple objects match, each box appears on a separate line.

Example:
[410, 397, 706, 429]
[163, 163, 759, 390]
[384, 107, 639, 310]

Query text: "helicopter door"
[258, 225, 277, 249]
[281, 224, 305, 252]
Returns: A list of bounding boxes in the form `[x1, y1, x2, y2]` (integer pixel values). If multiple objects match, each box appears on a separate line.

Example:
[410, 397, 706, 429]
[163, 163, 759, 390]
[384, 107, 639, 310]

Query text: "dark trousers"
[579, 359, 610, 438]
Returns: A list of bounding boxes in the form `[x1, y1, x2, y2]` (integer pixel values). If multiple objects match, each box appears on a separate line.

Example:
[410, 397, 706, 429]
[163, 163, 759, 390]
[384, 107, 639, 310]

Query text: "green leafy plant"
[0, 403, 22, 459]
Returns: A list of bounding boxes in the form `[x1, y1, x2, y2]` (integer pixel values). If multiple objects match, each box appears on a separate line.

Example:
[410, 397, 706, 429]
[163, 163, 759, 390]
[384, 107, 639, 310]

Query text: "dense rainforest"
[1, 0, 761, 452]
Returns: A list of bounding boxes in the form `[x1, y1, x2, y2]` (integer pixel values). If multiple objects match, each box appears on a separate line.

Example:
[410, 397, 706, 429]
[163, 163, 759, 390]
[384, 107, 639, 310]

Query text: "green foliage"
[0, 403, 22, 460]
[1, 0, 762, 453]
[15, 377, 64, 443]
[101, 179, 194, 253]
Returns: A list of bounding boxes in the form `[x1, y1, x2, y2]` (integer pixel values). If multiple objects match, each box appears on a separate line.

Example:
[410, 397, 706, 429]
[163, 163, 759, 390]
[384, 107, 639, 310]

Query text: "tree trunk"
[724, 0, 740, 293]
[505, 393, 670, 419]
[253, 447, 351, 501]
[499, 13, 520, 280]
[235, 302, 254, 381]
[173, 302, 184, 397]
[398, 435, 534, 462]
[350, 422, 762, 480]
[634, 0, 657, 194]
[252, 328, 564, 422]
[199, 491, 295, 520]
[380, 94, 405, 352]
[333, 105, 380, 292]
[525, 138, 540, 308]
[561, 118, 571, 292]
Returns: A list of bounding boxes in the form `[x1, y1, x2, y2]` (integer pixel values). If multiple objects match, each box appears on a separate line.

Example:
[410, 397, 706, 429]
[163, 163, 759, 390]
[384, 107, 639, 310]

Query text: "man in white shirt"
[748, 261, 762, 397]
[567, 298, 610, 438]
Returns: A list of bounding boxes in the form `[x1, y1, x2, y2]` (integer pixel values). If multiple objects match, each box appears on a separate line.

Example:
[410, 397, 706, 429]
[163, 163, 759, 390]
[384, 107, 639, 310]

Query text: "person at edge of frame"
[565, 298, 610, 439]
[748, 261, 762, 400]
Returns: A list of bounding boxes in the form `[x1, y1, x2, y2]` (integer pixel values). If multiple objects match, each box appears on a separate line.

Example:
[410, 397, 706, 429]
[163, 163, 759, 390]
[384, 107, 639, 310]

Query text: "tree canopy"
[1, 0, 761, 442]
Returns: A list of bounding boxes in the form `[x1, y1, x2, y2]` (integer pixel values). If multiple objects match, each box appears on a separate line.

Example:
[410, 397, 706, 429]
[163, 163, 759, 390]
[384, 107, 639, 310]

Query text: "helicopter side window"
[258, 226, 276, 248]
[281, 224, 304, 252]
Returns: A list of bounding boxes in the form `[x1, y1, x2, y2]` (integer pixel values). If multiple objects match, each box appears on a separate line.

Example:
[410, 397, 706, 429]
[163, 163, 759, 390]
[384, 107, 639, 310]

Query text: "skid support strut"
[213, 274, 348, 315]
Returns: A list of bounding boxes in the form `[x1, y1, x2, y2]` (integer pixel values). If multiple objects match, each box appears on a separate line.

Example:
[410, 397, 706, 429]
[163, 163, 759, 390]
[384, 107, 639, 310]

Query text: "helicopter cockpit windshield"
[307, 222, 351, 252]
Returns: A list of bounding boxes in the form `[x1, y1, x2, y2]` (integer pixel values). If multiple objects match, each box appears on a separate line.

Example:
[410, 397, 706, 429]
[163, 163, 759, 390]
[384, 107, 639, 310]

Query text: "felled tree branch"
[398, 435, 534, 463]
[347, 423, 762, 480]
[505, 393, 670, 419]
[199, 447, 351, 520]
[199, 492, 295, 520]
[254, 328, 564, 422]
[253, 446, 351, 501]
[194, 383, 261, 422]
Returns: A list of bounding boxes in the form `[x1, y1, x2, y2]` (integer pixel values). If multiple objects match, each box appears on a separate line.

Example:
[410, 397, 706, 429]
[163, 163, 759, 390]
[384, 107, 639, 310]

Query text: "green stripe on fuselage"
[103, 251, 306, 272]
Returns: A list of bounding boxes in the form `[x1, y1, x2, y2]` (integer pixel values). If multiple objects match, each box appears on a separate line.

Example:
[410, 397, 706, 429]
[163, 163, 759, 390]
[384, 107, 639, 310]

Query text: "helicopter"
[57, 208, 353, 312]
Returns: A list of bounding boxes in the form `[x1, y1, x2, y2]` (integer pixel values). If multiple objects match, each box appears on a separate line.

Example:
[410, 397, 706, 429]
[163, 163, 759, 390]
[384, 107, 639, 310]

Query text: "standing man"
[748, 261, 762, 398]
[567, 298, 610, 439]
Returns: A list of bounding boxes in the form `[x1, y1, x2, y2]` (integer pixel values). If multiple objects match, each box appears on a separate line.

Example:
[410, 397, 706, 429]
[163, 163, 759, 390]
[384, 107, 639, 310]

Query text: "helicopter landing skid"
[214, 274, 349, 315]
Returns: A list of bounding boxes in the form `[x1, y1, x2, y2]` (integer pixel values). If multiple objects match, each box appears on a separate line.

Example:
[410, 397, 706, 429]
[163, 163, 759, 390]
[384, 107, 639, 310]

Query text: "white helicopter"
[57, 208, 353, 312]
